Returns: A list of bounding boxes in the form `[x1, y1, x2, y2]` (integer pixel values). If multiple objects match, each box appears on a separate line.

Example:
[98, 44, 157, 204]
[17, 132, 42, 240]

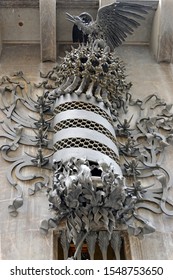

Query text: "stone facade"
[0, 0, 162, 61]
[0, 0, 173, 260]
[151, 0, 173, 62]
[40, 0, 56, 61]
[0, 21, 2, 56]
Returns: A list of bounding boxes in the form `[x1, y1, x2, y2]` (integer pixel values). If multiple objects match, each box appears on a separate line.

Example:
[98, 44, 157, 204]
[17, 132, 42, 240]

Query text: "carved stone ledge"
[57, 0, 98, 8]
[0, 0, 99, 8]
[0, 1, 39, 8]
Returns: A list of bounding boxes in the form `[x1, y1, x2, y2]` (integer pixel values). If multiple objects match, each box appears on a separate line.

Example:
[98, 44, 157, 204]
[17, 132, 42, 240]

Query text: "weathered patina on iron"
[0, 1, 173, 260]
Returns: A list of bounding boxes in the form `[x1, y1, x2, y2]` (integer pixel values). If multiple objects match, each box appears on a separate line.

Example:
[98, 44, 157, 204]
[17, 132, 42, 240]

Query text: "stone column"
[151, 0, 173, 63]
[40, 0, 56, 62]
[99, 0, 112, 6]
[0, 20, 2, 57]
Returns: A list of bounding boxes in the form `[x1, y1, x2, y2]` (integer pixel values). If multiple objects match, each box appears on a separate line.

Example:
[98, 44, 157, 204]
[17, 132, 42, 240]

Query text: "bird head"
[79, 12, 93, 23]
[66, 13, 83, 29]
[66, 12, 93, 31]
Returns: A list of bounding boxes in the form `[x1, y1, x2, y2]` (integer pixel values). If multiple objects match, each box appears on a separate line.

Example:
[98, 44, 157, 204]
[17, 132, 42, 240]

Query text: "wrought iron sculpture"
[0, 1, 173, 260]
[66, 1, 152, 48]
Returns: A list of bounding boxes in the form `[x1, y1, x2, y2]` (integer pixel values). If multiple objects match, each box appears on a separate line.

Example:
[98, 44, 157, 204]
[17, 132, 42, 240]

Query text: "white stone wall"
[116, 45, 173, 259]
[0, 20, 2, 56]
[0, 8, 40, 44]
[0, 45, 56, 260]
[151, 0, 173, 62]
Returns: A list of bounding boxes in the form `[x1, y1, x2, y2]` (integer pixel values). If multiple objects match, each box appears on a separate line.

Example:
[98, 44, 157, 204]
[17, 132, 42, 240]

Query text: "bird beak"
[65, 12, 76, 23]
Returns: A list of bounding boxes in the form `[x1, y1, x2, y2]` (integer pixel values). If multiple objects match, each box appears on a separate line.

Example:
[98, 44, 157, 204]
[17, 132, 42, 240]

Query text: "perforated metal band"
[54, 101, 113, 125]
[54, 92, 112, 116]
[53, 92, 119, 168]
[54, 109, 115, 136]
[54, 118, 117, 145]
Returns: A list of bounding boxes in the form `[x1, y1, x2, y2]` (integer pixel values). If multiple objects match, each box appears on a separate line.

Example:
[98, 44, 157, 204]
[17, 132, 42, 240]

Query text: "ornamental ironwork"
[0, 1, 173, 260]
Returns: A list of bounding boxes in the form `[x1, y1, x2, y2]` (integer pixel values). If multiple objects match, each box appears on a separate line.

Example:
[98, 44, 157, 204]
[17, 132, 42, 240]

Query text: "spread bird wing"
[96, 1, 151, 48]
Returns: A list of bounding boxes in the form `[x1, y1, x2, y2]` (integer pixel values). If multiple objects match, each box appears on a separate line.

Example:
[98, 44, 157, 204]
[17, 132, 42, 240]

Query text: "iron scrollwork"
[0, 1, 173, 260]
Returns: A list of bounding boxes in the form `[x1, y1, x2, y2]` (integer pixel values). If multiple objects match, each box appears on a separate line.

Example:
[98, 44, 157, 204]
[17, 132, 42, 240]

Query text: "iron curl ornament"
[0, 1, 173, 260]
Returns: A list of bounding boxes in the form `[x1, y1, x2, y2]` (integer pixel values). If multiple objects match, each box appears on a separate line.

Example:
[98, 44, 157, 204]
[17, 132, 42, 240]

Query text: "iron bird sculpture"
[66, 1, 152, 49]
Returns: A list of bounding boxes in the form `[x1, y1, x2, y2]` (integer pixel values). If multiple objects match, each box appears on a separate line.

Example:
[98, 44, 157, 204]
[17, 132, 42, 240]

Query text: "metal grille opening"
[54, 137, 118, 162]
[54, 118, 116, 144]
[53, 230, 131, 260]
[54, 101, 113, 125]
